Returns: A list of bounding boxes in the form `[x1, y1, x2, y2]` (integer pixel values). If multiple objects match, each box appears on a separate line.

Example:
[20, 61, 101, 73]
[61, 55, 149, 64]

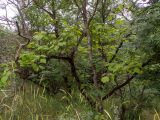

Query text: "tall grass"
[0, 81, 95, 120]
[0, 81, 159, 120]
[153, 109, 160, 120]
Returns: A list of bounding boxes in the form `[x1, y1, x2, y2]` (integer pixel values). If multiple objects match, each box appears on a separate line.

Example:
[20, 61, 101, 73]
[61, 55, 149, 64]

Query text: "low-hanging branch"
[102, 59, 151, 100]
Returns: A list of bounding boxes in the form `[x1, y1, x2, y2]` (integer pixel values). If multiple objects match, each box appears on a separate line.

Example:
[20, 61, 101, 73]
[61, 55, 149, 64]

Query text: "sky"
[0, 0, 17, 17]
[0, 0, 17, 27]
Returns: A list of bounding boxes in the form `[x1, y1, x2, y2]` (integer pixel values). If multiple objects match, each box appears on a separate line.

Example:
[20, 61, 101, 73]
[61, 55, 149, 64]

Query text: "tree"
[0, 0, 159, 119]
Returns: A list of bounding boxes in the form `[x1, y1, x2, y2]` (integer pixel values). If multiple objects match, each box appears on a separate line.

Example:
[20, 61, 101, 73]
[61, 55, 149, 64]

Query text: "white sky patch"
[0, 0, 17, 28]
[0, 0, 17, 17]
[135, 0, 150, 7]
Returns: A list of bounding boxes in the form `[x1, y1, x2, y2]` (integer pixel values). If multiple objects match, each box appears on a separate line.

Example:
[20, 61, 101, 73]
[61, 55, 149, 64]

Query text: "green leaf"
[0, 68, 11, 87]
[34, 33, 44, 40]
[101, 76, 110, 83]
[40, 58, 46, 64]
[134, 67, 141, 74]
[54, 46, 59, 51]
[1, 73, 9, 83]
[32, 64, 39, 72]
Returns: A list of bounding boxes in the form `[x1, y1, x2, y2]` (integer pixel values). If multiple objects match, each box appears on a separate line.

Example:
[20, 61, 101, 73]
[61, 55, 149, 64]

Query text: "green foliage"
[19, 51, 46, 72]
[101, 76, 110, 83]
[0, 67, 11, 87]
[135, 3, 160, 56]
[0, 62, 15, 88]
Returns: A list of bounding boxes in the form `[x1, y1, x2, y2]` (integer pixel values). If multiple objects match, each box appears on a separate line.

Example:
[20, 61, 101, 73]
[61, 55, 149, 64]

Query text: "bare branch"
[15, 21, 31, 41]
[88, 0, 100, 25]
[15, 21, 31, 64]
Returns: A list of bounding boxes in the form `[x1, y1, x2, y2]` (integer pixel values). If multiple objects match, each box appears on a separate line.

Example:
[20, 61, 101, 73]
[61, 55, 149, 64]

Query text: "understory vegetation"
[0, 0, 160, 119]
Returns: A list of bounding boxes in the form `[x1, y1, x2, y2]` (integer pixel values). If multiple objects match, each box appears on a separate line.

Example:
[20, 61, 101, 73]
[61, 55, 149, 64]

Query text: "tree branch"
[33, 0, 59, 38]
[109, 41, 123, 63]
[15, 21, 31, 65]
[70, 31, 86, 57]
[102, 59, 151, 100]
[46, 54, 71, 61]
[88, 0, 99, 25]
[73, 0, 81, 11]
[109, 33, 132, 63]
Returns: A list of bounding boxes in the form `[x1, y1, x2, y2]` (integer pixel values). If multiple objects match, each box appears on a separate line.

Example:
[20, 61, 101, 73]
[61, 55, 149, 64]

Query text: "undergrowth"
[0, 81, 97, 120]
[0, 81, 159, 120]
